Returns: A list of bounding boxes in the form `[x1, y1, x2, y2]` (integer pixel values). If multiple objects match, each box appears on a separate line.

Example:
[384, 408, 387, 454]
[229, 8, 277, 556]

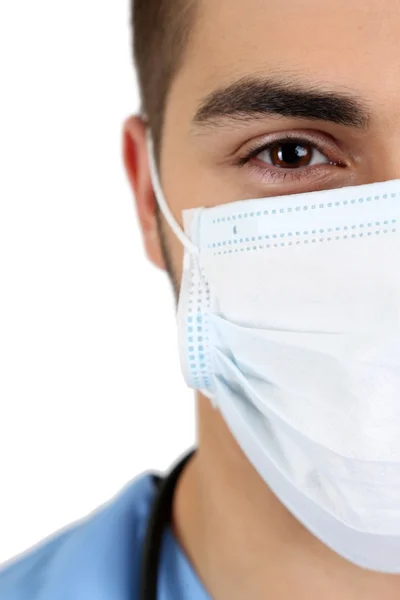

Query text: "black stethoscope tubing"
[139, 449, 196, 600]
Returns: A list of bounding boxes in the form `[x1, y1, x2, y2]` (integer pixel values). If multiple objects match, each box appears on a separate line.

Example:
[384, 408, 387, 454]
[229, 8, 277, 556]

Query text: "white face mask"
[147, 131, 400, 574]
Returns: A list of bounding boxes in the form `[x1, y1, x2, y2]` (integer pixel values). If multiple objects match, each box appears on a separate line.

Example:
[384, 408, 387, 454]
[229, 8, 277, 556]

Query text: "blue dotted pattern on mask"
[186, 258, 211, 390]
[209, 192, 398, 225]
[205, 191, 399, 254]
[208, 220, 398, 253]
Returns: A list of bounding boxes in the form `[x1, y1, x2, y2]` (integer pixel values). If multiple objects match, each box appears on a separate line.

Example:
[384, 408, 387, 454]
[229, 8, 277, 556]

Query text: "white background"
[0, 0, 194, 564]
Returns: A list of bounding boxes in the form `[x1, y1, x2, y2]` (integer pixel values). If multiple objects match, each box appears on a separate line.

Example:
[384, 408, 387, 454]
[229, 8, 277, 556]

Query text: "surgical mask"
[146, 131, 400, 574]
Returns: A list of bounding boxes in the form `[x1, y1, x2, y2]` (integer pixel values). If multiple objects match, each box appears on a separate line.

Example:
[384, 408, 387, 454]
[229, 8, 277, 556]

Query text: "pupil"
[276, 143, 311, 167]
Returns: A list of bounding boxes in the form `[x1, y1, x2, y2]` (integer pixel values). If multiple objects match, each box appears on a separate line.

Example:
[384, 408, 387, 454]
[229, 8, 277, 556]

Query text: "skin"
[123, 0, 400, 597]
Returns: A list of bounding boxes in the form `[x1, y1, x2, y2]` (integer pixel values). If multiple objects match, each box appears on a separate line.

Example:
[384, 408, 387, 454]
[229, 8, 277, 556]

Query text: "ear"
[122, 115, 166, 270]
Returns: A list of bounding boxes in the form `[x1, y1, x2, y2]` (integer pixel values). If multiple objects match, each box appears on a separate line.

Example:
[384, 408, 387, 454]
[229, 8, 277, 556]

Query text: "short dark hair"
[131, 0, 197, 167]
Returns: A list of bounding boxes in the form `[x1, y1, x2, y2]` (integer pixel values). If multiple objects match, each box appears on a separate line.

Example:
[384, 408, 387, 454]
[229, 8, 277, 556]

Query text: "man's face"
[128, 0, 400, 288]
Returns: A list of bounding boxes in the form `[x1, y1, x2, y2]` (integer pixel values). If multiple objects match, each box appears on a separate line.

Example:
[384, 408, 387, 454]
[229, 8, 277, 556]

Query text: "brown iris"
[270, 142, 313, 169]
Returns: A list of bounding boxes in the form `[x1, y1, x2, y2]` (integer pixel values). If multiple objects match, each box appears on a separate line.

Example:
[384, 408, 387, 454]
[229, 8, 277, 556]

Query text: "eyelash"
[236, 133, 342, 182]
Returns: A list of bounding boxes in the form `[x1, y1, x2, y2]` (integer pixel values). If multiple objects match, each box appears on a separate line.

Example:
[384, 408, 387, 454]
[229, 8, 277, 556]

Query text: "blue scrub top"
[0, 473, 211, 599]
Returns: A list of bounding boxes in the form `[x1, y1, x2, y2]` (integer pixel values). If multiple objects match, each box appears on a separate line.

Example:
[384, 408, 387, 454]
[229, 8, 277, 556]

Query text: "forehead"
[167, 0, 400, 129]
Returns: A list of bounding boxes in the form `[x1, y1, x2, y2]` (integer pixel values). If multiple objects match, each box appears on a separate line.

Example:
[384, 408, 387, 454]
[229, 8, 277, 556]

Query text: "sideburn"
[155, 206, 180, 303]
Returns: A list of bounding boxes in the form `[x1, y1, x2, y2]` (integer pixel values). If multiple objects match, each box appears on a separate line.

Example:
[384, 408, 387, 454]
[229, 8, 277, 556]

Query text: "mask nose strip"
[146, 130, 200, 256]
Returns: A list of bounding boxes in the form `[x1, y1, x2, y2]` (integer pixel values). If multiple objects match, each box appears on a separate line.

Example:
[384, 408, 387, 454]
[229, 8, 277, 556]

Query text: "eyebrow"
[192, 75, 372, 131]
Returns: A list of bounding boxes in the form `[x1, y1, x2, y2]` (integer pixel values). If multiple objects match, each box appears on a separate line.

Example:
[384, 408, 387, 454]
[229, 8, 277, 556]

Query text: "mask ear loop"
[146, 130, 199, 256]
[147, 129, 216, 404]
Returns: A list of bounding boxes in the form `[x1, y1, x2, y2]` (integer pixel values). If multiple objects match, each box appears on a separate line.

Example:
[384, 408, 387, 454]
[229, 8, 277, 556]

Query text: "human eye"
[235, 130, 347, 184]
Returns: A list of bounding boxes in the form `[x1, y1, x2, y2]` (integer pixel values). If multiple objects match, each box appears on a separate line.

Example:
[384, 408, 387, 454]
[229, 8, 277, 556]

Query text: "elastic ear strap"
[146, 130, 199, 256]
